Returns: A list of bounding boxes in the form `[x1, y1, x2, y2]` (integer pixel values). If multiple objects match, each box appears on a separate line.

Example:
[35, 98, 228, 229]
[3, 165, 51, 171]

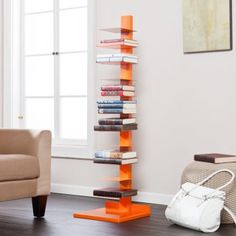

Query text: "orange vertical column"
[119, 15, 134, 209]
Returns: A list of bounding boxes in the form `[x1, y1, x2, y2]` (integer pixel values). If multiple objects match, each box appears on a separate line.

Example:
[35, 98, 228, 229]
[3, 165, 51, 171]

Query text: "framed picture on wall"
[183, 0, 232, 53]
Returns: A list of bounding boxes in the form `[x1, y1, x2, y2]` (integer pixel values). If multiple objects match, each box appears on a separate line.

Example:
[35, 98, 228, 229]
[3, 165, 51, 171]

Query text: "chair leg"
[32, 195, 48, 217]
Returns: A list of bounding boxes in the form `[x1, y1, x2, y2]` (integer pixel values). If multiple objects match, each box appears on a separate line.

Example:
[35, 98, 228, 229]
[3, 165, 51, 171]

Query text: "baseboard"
[51, 183, 173, 205]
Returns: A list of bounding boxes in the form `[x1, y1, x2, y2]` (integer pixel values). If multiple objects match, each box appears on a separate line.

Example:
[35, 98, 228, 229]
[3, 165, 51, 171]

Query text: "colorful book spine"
[94, 124, 138, 131]
[95, 150, 136, 159]
[101, 85, 134, 91]
[97, 100, 136, 104]
[98, 118, 136, 125]
[98, 108, 136, 114]
[97, 104, 136, 109]
[95, 151, 123, 158]
[101, 91, 135, 96]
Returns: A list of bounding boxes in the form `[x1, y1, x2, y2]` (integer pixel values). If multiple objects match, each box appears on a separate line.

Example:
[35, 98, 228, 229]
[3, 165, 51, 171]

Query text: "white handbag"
[165, 169, 236, 233]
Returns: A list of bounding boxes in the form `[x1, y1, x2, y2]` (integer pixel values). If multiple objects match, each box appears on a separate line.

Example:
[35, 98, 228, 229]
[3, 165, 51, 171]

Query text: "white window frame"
[3, 0, 96, 159]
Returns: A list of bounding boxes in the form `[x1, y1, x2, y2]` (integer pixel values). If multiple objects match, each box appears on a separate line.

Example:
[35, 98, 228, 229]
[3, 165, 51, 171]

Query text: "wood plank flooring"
[0, 194, 235, 236]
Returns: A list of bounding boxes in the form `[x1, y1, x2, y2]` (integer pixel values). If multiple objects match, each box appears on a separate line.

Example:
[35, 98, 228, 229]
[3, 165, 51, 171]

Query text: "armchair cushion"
[0, 154, 40, 182]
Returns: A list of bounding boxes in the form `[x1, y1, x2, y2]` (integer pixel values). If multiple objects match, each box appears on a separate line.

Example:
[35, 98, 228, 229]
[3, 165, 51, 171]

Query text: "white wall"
[52, 0, 236, 203]
[1, 0, 236, 204]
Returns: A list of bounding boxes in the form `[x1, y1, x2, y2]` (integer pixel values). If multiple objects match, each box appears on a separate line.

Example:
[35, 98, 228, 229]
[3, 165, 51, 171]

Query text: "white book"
[97, 53, 138, 59]
[95, 150, 137, 159]
[100, 39, 138, 45]
[97, 57, 138, 64]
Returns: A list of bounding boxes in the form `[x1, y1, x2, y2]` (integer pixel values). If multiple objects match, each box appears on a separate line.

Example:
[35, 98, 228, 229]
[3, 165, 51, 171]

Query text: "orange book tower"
[74, 15, 151, 223]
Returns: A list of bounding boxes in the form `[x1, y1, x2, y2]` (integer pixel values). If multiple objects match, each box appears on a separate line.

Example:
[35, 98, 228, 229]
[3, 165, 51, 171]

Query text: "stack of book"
[96, 53, 138, 64]
[98, 99, 136, 114]
[100, 85, 135, 97]
[94, 148, 138, 165]
[99, 38, 138, 47]
[194, 153, 236, 164]
[94, 96, 137, 131]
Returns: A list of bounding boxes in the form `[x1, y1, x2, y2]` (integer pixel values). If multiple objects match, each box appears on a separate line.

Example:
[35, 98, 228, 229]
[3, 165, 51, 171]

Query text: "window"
[3, 0, 95, 158]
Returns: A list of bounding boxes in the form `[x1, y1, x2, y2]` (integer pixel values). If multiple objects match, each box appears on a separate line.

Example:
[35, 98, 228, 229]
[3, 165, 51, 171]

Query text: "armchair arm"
[0, 129, 52, 196]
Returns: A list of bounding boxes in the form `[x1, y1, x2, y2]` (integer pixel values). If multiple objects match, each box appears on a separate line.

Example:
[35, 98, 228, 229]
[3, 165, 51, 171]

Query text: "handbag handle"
[224, 206, 236, 225]
[197, 169, 235, 191]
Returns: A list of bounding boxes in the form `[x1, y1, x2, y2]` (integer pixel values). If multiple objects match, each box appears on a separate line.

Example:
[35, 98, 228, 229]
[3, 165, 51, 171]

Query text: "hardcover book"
[93, 188, 138, 198]
[96, 57, 138, 64]
[101, 91, 135, 96]
[94, 157, 138, 165]
[97, 104, 136, 109]
[98, 108, 136, 114]
[101, 85, 135, 91]
[97, 100, 137, 104]
[94, 124, 138, 131]
[100, 39, 138, 46]
[194, 153, 236, 164]
[95, 150, 136, 159]
[97, 53, 138, 59]
[98, 118, 136, 125]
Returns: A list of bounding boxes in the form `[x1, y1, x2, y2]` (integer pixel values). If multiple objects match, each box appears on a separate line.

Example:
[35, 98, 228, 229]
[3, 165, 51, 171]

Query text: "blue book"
[97, 100, 137, 104]
[98, 108, 136, 114]
[98, 104, 136, 109]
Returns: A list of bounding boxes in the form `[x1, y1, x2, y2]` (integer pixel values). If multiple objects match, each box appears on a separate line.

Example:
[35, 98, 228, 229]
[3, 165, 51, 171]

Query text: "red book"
[101, 85, 134, 91]
[101, 91, 134, 96]
[194, 153, 236, 164]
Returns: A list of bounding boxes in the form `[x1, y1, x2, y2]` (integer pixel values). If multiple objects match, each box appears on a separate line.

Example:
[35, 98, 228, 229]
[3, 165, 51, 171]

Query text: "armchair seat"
[0, 129, 51, 217]
[0, 154, 39, 182]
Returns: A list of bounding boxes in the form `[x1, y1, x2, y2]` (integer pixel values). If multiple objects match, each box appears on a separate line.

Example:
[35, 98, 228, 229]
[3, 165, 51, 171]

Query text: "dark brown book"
[194, 153, 236, 164]
[94, 158, 138, 165]
[93, 188, 137, 198]
[94, 124, 138, 131]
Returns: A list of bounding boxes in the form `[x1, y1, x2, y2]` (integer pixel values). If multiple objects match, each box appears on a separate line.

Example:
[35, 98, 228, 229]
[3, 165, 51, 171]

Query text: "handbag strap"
[197, 169, 235, 191]
[224, 206, 236, 225]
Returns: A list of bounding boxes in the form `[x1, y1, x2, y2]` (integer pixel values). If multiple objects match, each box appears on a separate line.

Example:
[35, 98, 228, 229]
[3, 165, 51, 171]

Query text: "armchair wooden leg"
[32, 195, 48, 217]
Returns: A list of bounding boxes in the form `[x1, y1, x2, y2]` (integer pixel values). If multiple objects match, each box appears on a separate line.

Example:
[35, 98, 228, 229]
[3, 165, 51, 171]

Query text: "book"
[94, 157, 138, 165]
[101, 91, 135, 96]
[194, 153, 236, 164]
[100, 39, 138, 45]
[94, 124, 138, 131]
[101, 85, 135, 91]
[97, 100, 137, 104]
[97, 53, 138, 59]
[93, 188, 138, 198]
[98, 108, 136, 114]
[98, 118, 136, 125]
[95, 150, 136, 159]
[97, 104, 136, 109]
[96, 57, 138, 64]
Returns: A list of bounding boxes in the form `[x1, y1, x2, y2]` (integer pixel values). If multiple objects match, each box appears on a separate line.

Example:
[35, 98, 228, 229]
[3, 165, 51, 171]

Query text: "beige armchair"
[0, 129, 51, 217]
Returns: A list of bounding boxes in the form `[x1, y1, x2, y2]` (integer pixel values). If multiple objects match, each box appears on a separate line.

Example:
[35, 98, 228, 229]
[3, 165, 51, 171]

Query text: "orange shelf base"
[73, 203, 151, 223]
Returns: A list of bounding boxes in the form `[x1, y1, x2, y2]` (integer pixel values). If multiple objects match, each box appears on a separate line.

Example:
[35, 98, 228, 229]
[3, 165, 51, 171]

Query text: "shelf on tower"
[94, 123, 138, 131]
[94, 157, 138, 165]
[93, 188, 138, 198]
[100, 27, 136, 34]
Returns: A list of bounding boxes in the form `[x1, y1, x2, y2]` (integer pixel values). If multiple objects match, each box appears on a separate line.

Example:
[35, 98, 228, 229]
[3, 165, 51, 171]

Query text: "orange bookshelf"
[73, 15, 151, 223]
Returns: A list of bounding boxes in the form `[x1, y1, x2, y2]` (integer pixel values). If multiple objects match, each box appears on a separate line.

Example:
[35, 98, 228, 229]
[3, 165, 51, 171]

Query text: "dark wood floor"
[0, 194, 235, 236]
